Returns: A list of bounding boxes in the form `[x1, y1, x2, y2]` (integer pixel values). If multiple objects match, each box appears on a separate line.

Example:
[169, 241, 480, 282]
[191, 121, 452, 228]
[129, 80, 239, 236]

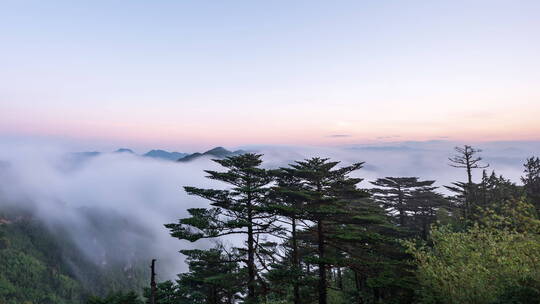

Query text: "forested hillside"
[0, 209, 148, 304]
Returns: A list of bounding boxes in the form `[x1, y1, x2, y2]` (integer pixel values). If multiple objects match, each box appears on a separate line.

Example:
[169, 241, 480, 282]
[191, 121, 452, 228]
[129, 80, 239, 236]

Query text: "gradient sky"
[1, 0, 539, 150]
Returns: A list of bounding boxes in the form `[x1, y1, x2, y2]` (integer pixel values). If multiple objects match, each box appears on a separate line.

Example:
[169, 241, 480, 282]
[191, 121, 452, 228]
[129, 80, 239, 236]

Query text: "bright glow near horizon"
[1, 1, 539, 150]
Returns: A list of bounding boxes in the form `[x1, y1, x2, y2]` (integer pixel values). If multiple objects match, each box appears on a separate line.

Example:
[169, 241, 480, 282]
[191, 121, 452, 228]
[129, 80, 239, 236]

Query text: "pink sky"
[1, 1, 539, 150]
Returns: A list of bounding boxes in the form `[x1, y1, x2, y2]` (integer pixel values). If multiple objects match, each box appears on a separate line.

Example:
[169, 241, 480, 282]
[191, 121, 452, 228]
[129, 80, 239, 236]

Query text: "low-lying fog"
[0, 140, 538, 280]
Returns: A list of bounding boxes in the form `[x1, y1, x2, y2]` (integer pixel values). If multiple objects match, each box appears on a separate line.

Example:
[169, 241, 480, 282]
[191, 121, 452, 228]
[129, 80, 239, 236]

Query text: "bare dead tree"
[448, 145, 489, 219]
[150, 259, 157, 304]
[449, 145, 489, 185]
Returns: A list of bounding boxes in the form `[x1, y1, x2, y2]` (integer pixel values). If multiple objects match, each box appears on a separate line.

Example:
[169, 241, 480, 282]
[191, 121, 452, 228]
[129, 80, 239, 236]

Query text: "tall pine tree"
[284, 158, 365, 304]
[370, 177, 437, 227]
[165, 153, 274, 303]
[268, 168, 309, 304]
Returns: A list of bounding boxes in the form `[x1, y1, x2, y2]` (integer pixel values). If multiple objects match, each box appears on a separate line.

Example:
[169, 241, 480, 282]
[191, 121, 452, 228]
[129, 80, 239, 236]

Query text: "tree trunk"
[373, 287, 380, 303]
[354, 271, 362, 304]
[337, 267, 343, 290]
[465, 158, 473, 220]
[150, 259, 157, 304]
[466, 162, 472, 185]
[292, 217, 300, 304]
[318, 219, 327, 304]
[397, 186, 405, 226]
[247, 205, 256, 301]
[211, 286, 218, 304]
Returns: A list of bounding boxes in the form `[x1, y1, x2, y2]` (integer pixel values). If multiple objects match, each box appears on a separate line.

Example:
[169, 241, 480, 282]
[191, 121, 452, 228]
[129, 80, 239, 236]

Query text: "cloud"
[256, 140, 537, 189]
[0, 144, 221, 280]
[376, 135, 401, 140]
[0, 139, 538, 281]
[326, 134, 351, 138]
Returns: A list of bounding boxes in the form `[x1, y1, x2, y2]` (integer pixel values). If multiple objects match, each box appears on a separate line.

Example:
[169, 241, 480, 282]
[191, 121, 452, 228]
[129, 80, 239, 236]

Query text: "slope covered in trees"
[0, 208, 149, 304]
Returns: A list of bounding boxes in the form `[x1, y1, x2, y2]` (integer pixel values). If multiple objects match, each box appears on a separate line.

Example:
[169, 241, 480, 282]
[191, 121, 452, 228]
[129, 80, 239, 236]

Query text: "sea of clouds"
[0, 139, 538, 280]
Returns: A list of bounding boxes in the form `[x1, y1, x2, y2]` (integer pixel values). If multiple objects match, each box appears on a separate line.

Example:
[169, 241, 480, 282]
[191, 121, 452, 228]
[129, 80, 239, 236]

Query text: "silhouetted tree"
[285, 158, 365, 304]
[449, 145, 489, 185]
[268, 169, 308, 304]
[370, 177, 437, 227]
[165, 153, 274, 303]
[175, 248, 243, 304]
[522, 156, 540, 213]
[448, 145, 489, 219]
[407, 188, 448, 240]
[480, 170, 522, 208]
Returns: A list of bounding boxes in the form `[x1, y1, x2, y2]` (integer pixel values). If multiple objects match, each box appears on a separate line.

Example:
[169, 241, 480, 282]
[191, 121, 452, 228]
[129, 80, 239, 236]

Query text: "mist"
[0, 142, 222, 280]
[0, 140, 537, 281]
[256, 140, 539, 189]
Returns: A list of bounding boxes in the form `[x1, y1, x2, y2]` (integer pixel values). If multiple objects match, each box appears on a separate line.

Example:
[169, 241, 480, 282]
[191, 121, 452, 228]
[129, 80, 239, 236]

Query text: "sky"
[1, 0, 539, 151]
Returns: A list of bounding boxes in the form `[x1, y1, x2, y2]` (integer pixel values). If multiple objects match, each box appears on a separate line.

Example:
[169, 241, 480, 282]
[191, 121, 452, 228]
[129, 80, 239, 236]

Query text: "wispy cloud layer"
[327, 134, 351, 138]
[0, 139, 538, 279]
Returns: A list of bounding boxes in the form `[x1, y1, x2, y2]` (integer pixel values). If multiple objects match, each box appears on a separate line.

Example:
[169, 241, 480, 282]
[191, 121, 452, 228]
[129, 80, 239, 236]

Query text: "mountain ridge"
[178, 146, 246, 162]
[68, 147, 248, 162]
[143, 149, 188, 161]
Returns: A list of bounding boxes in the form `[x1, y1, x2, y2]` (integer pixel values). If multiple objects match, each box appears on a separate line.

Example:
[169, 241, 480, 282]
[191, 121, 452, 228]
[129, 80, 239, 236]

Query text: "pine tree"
[370, 177, 437, 227]
[481, 170, 521, 208]
[264, 234, 318, 304]
[143, 281, 183, 304]
[283, 158, 366, 304]
[444, 181, 475, 221]
[327, 197, 414, 303]
[522, 156, 540, 213]
[267, 168, 308, 304]
[407, 188, 448, 240]
[165, 153, 274, 302]
[447, 170, 521, 224]
[175, 247, 243, 304]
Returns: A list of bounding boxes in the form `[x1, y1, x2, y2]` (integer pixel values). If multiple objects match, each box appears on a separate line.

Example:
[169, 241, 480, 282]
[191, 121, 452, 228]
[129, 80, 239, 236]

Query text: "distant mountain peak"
[143, 149, 187, 161]
[206, 146, 227, 152]
[204, 147, 231, 156]
[178, 147, 246, 162]
[115, 148, 134, 154]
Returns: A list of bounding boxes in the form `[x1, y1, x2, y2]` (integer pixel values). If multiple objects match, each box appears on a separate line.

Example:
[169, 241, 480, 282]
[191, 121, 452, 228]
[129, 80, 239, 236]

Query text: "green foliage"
[86, 291, 143, 304]
[480, 170, 523, 208]
[166, 153, 274, 302]
[371, 177, 437, 224]
[406, 200, 540, 304]
[142, 281, 184, 304]
[175, 248, 243, 304]
[0, 211, 148, 304]
[282, 158, 368, 303]
[0, 218, 87, 304]
[522, 156, 540, 213]
[140, 248, 243, 304]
